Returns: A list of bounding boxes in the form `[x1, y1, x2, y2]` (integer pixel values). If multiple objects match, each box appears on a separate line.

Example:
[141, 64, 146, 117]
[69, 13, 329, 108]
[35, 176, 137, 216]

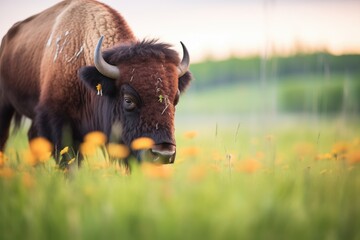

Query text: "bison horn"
[178, 42, 190, 77]
[94, 36, 120, 79]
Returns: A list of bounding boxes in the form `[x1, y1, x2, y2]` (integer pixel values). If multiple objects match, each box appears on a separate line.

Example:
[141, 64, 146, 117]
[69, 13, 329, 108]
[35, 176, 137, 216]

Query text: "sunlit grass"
[1, 120, 360, 240]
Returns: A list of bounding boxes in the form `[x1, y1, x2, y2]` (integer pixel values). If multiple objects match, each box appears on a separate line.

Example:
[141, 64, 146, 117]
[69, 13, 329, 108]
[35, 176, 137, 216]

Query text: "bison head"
[79, 36, 192, 164]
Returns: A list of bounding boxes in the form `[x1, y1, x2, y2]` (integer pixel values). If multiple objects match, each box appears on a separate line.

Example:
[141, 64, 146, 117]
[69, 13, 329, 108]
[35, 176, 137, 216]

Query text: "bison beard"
[0, 0, 193, 165]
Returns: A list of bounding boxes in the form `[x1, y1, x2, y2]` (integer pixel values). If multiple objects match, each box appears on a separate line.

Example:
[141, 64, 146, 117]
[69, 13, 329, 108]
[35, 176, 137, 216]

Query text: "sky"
[1, 0, 360, 62]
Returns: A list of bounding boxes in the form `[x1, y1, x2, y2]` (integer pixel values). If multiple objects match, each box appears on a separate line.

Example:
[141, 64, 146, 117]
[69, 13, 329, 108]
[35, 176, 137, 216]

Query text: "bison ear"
[78, 66, 117, 97]
[178, 71, 193, 93]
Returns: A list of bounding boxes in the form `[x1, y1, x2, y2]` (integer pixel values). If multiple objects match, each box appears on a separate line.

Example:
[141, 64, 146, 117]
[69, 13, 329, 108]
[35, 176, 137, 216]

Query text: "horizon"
[1, 0, 359, 63]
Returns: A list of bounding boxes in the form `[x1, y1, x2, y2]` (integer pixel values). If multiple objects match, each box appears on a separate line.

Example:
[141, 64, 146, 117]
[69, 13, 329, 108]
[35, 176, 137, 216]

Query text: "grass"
[1, 117, 360, 240]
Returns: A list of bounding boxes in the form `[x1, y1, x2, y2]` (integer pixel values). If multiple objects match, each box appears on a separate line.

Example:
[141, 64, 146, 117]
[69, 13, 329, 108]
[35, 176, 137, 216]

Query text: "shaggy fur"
[79, 40, 192, 151]
[0, 0, 192, 163]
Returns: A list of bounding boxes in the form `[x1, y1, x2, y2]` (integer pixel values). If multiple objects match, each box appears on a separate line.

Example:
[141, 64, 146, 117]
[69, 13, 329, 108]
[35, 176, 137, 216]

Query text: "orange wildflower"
[29, 137, 53, 162]
[294, 142, 315, 158]
[107, 143, 130, 158]
[332, 142, 349, 155]
[188, 164, 207, 181]
[184, 131, 198, 139]
[346, 150, 360, 164]
[236, 159, 262, 174]
[84, 131, 107, 146]
[23, 149, 37, 166]
[0, 151, 6, 168]
[80, 142, 97, 156]
[0, 167, 14, 179]
[211, 151, 223, 162]
[255, 151, 265, 161]
[209, 163, 221, 173]
[141, 163, 173, 180]
[131, 137, 155, 150]
[181, 147, 200, 157]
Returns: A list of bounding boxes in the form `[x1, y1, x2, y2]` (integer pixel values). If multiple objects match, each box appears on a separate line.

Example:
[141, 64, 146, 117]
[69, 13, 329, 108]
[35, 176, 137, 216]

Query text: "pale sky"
[1, 0, 360, 62]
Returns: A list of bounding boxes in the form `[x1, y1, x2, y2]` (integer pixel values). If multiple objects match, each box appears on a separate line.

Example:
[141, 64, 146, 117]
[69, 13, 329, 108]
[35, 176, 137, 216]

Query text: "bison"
[0, 0, 192, 164]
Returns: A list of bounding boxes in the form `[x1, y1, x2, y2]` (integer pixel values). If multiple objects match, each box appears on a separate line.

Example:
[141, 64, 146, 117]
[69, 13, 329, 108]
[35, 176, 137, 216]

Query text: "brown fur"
[0, 0, 192, 162]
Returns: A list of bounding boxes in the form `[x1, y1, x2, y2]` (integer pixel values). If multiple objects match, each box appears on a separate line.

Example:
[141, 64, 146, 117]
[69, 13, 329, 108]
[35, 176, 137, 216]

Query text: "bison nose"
[150, 143, 176, 164]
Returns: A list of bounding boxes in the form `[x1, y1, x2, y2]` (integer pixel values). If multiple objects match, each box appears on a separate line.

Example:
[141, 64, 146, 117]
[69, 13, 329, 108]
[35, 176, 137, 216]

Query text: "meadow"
[1, 53, 360, 240]
[1, 114, 359, 240]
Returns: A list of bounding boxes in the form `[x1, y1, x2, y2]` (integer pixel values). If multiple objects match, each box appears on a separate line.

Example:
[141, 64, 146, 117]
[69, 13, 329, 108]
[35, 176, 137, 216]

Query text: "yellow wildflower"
[29, 137, 53, 162]
[60, 146, 69, 156]
[68, 158, 76, 165]
[84, 131, 107, 146]
[131, 137, 155, 150]
[107, 143, 130, 158]
[315, 153, 333, 161]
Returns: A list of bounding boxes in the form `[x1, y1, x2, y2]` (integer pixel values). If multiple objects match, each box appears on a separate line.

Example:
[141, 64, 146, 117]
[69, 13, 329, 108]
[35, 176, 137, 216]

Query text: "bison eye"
[123, 94, 137, 111]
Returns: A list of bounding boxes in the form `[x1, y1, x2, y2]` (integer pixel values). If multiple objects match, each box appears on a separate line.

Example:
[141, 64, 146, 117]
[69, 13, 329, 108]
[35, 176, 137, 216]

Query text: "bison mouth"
[135, 143, 176, 164]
